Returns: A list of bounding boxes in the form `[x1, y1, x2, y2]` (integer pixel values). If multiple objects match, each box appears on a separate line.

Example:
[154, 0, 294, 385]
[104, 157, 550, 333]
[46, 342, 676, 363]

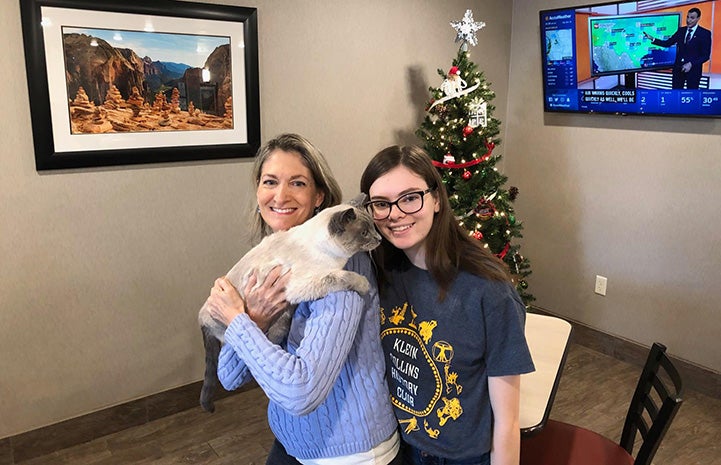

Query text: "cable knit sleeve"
[217, 342, 252, 391]
[222, 290, 364, 416]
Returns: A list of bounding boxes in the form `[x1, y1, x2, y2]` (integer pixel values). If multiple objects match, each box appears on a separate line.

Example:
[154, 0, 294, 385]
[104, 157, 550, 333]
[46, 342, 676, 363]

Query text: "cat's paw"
[345, 273, 370, 295]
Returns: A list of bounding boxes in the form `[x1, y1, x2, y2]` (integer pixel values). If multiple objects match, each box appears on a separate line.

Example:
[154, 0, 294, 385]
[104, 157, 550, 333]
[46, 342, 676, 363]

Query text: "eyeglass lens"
[368, 191, 426, 220]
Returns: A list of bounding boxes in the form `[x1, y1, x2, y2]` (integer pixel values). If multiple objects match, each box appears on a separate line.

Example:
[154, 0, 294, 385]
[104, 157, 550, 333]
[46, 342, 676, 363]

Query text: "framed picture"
[19, 0, 260, 170]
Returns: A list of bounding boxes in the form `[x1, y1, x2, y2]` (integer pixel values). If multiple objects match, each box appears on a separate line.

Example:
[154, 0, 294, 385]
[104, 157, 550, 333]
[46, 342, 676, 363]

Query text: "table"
[520, 313, 573, 437]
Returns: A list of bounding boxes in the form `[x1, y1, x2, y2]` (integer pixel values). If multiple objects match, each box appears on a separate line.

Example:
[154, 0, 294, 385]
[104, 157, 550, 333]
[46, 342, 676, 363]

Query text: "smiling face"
[686, 11, 700, 28]
[256, 149, 324, 233]
[368, 165, 439, 269]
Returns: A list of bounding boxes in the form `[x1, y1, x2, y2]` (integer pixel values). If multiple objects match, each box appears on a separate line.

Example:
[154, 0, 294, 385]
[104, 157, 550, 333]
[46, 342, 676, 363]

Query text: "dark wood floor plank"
[17, 438, 112, 465]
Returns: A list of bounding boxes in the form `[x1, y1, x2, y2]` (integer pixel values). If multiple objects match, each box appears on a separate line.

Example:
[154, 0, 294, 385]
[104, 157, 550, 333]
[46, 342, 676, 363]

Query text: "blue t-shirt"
[379, 260, 535, 460]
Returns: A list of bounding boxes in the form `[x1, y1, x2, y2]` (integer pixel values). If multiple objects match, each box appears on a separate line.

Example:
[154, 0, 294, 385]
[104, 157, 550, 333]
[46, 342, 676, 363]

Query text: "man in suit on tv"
[644, 8, 712, 89]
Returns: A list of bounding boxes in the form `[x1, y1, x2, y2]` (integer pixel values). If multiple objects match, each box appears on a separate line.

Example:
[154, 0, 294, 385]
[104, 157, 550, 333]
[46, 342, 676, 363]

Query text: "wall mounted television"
[540, 0, 721, 117]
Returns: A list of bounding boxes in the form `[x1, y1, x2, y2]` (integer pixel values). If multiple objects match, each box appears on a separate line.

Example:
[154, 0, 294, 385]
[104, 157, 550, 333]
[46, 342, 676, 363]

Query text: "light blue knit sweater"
[217, 253, 398, 460]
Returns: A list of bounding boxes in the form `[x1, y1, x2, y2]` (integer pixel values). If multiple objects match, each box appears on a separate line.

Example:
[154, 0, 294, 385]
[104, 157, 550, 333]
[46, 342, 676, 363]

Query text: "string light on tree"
[416, 9, 535, 305]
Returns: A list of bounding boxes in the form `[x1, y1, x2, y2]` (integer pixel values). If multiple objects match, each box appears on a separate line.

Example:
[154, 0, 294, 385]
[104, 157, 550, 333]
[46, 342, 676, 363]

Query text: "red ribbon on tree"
[496, 242, 510, 260]
[432, 157, 486, 169]
[432, 141, 495, 169]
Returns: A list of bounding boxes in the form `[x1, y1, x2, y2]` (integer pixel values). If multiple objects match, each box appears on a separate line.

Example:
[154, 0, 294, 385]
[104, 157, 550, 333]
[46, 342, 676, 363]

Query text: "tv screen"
[540, 0, 721, 117]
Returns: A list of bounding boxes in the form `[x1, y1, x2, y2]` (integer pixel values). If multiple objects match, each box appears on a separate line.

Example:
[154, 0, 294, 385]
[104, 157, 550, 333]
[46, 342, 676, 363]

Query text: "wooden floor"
[16, 344, 721, 464]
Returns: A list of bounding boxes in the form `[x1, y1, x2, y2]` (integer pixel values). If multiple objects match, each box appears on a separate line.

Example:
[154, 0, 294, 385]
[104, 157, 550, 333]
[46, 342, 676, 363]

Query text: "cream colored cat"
[198, 195, 381, 412]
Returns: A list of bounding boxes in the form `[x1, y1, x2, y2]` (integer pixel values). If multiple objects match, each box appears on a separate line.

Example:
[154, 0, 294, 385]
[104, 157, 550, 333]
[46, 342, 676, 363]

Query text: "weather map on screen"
[590, 14, 680, 75]
[546, 29, 573, 61]
[539, 0, 721, 118]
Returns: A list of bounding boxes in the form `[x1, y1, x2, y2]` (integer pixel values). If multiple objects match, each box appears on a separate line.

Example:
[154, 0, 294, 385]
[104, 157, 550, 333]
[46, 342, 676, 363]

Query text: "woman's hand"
[243, 266, 291, 332]
[206, 277, 246, 327]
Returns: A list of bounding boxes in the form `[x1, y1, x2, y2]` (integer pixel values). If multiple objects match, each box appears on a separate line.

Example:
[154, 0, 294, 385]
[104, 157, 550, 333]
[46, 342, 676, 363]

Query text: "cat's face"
[327, 205, 382, 254]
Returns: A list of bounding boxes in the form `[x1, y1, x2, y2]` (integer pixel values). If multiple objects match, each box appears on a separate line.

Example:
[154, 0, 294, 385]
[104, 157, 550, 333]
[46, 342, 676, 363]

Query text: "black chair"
[520, 342, 683, 465]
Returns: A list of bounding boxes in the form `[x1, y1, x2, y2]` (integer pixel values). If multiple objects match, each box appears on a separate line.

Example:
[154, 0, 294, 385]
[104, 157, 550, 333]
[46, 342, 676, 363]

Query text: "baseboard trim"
[531, 306, 721, 401]
[1, 381, 256, 464]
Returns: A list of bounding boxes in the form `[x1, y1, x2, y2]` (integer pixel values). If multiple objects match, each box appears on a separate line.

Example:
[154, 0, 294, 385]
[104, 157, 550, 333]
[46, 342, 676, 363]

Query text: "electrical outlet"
[595, 275, 607, 296]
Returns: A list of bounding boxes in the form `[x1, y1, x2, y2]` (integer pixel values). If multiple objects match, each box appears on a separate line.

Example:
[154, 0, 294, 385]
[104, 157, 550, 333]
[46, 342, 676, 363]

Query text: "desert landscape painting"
[62, 28, 233, 134]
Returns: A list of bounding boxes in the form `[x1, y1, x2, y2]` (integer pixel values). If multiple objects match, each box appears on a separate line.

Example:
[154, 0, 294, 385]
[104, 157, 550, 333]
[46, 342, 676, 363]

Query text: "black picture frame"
[19, 0, 260, 170]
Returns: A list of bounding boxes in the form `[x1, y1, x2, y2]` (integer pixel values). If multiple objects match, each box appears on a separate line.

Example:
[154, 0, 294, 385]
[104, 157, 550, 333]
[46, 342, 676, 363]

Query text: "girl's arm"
[488, 374, 522, 465]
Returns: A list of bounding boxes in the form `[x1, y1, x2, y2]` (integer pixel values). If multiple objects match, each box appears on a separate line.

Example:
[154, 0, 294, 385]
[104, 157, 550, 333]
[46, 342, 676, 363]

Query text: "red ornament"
[462, 125, 474, 137]
[473, 231, 484, 240]
[462, 170, 472, 180]
[486, 141, 495, 151]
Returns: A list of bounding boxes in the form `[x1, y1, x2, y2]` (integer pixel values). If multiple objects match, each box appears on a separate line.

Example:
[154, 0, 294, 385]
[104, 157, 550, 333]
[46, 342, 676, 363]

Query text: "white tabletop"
[520, 313, 573, 435]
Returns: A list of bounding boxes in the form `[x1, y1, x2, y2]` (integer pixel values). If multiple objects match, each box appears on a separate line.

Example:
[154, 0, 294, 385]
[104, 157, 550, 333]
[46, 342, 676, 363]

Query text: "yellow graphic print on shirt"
[399, 416, 420, 434]
[388, 303, 407, 325]
[444, 365, 463, 395]
[423, 419, 440, 438]
[418, 320, 436, 344]
[437, 397, 463, 426]
[381, 303, 465, 439]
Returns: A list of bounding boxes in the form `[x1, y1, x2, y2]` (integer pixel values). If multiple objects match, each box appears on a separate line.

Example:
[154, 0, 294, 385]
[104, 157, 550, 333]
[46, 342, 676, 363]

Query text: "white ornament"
[451, 10, 486, 48]
[443, 153, 456, 164]
[468, 98, 488, 128]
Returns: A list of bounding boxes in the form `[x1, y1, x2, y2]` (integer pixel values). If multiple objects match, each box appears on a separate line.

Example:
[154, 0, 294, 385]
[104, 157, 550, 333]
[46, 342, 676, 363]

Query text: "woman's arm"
[223, 290, 364, 415]
[488, 375, 522, 465]
[207, 266, 291, 391]
[217, 342, 252, 390]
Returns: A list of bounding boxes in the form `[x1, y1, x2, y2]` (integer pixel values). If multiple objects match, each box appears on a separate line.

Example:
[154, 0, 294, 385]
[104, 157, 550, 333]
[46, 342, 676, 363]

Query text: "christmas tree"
[416, 10, 534, 305]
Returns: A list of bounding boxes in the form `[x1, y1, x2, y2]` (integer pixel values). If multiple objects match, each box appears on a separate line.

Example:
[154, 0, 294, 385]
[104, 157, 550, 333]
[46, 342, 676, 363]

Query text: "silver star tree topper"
[451, 9, 486, 49]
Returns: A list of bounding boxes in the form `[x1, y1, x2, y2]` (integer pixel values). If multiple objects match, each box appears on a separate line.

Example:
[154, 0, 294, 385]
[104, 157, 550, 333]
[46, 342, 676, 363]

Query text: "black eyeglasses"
[364, 187, 436, 220]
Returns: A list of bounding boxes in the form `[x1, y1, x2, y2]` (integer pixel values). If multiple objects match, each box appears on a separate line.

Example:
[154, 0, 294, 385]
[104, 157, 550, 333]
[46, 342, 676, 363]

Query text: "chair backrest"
[619, 342, 683, 465]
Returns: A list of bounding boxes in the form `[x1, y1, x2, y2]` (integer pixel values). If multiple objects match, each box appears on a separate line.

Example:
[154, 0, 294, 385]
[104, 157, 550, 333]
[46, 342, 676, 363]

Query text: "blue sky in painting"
[63, 27, 230, 68]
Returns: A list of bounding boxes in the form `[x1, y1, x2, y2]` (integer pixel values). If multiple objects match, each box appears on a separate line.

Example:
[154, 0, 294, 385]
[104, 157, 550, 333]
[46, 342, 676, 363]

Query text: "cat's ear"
[347, 193, 367, 208]
[329, 208, 357, 235]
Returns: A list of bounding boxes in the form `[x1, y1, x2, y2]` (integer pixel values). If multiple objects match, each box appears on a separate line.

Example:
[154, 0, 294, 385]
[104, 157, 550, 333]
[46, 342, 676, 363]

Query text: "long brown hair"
[251, 133, 342, 241]
[360, 145, 510, 300]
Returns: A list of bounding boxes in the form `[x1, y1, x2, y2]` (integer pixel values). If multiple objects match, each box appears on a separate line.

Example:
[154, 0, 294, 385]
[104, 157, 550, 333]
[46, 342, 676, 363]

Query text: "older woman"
[205, 134, 401, 465]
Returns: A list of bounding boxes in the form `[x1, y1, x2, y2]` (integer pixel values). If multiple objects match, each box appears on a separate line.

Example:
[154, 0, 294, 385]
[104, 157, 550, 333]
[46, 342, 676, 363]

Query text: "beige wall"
[0, 0, 510, 438]
[507, 2, 721, 373]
